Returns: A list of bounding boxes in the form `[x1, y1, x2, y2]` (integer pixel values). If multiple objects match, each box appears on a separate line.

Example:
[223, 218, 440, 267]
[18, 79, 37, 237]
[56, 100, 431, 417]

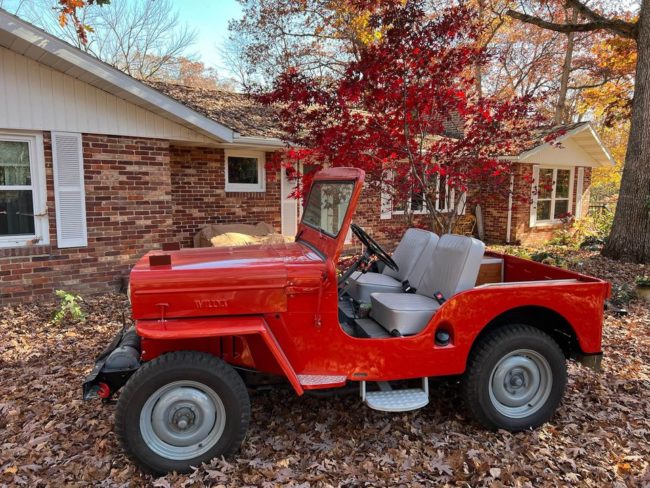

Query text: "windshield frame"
[301, 179, 356, 239]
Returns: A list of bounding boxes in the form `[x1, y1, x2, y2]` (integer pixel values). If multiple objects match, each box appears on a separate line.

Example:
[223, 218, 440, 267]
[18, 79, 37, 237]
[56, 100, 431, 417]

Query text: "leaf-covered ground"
[1, 250, 649, 487]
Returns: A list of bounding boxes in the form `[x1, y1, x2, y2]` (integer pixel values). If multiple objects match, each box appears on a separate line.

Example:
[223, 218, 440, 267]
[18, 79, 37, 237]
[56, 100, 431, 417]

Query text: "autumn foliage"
[261, 1, 547, 232]
[56, 0, 111, 43]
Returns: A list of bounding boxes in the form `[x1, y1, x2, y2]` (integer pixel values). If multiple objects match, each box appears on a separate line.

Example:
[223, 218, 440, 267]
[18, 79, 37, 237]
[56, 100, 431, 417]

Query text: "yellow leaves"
[616, 462, 632, 474]
[592, 36, 637, 74]
[329, 4, 384, 46]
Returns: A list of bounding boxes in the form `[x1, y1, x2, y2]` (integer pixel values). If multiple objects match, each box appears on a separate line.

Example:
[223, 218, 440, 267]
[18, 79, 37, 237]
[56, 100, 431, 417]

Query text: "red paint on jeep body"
[128, 167, 609, 393]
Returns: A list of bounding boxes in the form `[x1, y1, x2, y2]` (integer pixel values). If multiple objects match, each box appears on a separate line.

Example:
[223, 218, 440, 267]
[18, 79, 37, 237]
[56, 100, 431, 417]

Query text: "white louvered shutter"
[529, 165, 540, 228]
[575, 167, 584, 218]
[280, 166, 299, 237]
[52, 132, 87, 248]
[380, 170, 393, 220]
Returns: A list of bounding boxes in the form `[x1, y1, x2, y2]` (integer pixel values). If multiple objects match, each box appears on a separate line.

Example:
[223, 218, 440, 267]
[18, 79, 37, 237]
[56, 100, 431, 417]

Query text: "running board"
[360, 378, 429, 412]
[298, 374, 347, 389]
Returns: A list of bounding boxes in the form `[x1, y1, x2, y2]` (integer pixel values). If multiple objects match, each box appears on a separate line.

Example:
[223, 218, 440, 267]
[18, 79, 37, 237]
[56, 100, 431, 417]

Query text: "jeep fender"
[135, 316, 304, 395]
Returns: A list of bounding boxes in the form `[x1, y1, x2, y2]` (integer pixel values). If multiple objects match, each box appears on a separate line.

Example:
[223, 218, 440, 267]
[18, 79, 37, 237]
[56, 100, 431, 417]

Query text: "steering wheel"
[351, 224, 399, 272]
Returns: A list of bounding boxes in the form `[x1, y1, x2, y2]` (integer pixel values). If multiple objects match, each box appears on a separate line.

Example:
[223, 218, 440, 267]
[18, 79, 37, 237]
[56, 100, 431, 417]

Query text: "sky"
[1, 0, 243, 73]
[170, 0, 242, 72]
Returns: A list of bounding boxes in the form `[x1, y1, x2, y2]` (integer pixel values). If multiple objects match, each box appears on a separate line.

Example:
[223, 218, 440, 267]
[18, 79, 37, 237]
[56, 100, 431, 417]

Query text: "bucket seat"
[347, 228, 439, 303]
[370, 234, 485, 336]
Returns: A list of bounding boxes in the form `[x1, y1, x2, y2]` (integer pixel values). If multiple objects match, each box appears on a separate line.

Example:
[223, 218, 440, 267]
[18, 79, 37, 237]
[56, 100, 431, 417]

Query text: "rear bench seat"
[370, 234, 485, 336]
[347, 228, 439, 303]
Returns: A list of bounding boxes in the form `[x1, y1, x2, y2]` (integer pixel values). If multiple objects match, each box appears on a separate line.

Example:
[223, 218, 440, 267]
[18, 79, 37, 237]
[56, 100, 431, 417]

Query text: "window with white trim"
[381, 170, 458, 218]
[0, 133, 49, 247]
[533, 167, 573, 225]
[225, 150, 265, 192]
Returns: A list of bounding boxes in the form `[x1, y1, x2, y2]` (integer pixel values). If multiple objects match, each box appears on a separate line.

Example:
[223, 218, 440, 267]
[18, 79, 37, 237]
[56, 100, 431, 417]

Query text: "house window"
[534, 167, 573, 224]
[225, 151, 265, 192]
[0, 133, 48, 247]
[382, 170, 457, 218]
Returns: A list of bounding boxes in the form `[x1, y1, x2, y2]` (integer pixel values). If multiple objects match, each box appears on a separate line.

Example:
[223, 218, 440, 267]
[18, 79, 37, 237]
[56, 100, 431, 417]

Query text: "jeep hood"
[129, 242, 325, 320]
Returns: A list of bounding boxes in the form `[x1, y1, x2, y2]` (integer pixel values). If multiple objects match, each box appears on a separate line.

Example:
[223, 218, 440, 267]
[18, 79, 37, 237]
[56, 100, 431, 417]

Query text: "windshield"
[302, 180, 355, 237]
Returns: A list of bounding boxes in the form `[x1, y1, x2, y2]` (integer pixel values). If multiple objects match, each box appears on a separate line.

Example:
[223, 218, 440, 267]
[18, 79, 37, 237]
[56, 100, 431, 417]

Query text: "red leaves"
[260, 0, 550, 230]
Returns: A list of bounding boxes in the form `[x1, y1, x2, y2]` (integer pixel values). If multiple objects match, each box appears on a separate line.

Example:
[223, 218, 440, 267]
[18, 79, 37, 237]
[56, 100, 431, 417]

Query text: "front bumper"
[82, 325, 141, 400]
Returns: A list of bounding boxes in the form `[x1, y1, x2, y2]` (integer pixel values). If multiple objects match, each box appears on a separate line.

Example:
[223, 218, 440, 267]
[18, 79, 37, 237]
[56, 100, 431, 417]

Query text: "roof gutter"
[0, 10, 235, 143]
[227, 135, 287, 150]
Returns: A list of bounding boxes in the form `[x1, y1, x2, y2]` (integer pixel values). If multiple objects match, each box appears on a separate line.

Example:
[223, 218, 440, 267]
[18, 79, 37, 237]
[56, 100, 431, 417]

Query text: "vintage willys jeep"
[83, 168, 608, 474]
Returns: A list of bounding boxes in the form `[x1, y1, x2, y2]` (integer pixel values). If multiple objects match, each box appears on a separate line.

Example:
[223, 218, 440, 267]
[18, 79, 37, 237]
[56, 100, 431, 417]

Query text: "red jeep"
[83, 168, 608, 474]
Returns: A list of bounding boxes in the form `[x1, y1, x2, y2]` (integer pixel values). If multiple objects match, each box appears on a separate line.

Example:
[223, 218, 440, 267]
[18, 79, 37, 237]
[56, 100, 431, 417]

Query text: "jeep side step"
[360, 378, 429, 412]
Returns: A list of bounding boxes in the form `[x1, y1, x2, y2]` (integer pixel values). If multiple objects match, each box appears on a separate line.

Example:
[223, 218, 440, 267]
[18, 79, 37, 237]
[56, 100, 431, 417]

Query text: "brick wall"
[1, 133, 173, 304]
[169, 146, 281, 247]
[480, 187, 510, 244]
[0, 139, 285, 305]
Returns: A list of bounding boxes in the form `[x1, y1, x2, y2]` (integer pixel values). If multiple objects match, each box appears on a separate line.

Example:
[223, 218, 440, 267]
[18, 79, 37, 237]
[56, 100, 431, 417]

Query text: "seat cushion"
[417, 235, 485, 298]
[383, 228, 439, 282]
[348, 272, 403, 303]
[370, 292, 440, 336]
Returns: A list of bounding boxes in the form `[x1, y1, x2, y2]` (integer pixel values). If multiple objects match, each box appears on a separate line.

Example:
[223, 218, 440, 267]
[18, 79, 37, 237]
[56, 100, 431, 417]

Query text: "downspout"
[506, 174, 514, 243]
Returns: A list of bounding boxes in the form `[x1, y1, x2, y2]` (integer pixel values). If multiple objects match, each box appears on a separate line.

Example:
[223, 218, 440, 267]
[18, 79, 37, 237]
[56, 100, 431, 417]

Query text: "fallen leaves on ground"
[0, 250, 648, 487]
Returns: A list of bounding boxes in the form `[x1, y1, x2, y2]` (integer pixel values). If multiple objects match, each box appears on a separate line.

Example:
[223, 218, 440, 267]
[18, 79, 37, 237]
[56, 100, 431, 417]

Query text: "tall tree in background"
[14, 0, 198, 81]
[227, 0, 388, 87]
[509, 0, 649, 262]
[262, 0, 544, 233]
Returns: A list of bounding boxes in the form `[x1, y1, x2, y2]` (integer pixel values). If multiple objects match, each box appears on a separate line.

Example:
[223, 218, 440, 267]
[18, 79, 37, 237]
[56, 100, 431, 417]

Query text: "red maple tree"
[261, 0, 549, 233]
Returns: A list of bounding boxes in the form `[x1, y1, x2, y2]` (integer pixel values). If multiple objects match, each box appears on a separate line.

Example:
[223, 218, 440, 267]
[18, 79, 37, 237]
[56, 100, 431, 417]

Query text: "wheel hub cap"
[140, 381, 227, 461]
[488, 349, 553, 419]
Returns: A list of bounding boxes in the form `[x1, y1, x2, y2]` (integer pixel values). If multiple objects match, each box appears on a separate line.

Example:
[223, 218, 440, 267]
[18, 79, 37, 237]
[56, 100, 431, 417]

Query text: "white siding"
[0, 46, 215, 144]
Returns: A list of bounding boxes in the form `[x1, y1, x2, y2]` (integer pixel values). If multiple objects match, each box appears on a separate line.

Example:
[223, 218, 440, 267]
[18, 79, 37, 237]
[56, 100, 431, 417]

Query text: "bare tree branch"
[17, 0, 198, 80]
[506, 6, 638, 40]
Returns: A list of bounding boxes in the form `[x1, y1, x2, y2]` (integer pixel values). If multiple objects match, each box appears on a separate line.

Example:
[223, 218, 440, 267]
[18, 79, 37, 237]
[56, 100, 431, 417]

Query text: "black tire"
[116, 351, 250, 474]
[462, 324, 567, 431]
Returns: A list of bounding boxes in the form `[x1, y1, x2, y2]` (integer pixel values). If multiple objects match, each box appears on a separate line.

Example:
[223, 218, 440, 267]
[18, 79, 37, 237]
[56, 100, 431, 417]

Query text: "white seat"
[347, 228, 439, 303]
[371, 234, 485, 335]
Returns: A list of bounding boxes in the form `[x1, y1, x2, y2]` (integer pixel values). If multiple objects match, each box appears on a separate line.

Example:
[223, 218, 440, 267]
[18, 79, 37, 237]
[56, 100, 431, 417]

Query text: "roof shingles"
[146, 81, 285, 139]
[146, 81, 590, 155]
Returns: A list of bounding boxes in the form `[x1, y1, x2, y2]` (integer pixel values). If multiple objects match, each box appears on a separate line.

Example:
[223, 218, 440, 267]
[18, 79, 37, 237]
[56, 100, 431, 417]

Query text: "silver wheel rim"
[488, 349, 553, 419]
[140, 380, 226, 460]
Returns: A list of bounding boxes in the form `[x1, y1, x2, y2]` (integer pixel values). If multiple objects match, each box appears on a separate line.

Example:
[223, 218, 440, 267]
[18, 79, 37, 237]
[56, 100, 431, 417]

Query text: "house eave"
[224, 135, 287, 150]
[516, 122, 615, 168]
[0, 9, 235, 143]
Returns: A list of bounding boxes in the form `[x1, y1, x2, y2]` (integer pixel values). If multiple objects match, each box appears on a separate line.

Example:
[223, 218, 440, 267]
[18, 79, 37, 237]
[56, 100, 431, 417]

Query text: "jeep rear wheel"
[462, 324, 567, 431]
[116, 351, 250, 474]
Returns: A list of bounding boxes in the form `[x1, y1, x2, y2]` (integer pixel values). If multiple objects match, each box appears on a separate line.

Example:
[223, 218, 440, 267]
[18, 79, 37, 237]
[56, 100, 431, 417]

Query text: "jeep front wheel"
[462, 324, 567, 431]
[116, 351, 250, 474]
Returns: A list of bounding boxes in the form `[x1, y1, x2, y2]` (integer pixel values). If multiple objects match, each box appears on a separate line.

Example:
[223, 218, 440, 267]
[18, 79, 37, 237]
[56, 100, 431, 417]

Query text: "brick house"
[0, 11, 613, 304]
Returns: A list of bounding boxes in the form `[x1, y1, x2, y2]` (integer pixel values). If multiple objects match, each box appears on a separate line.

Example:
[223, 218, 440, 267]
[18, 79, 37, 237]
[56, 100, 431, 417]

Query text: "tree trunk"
[602, 0, 650, 263]
[474, 63, 483, 97]
[555, 8, 578, 124]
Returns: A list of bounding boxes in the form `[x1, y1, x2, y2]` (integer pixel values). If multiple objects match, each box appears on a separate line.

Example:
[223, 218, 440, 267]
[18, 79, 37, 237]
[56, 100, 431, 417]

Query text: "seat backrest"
[416, 234, 485, 299]
[382, 228, 439, 282]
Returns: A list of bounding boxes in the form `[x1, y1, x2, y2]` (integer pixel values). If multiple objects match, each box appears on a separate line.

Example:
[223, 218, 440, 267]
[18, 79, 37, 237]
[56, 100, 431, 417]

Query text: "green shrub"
[529, 250, 569, 268]
[547, 214, 575, 247]
[636, 275, 650, 287]
[53, 290, 86, 324]
[574, 209, 614, 248]
[547, 209, 614, 250]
